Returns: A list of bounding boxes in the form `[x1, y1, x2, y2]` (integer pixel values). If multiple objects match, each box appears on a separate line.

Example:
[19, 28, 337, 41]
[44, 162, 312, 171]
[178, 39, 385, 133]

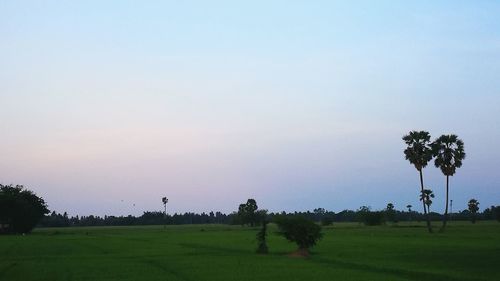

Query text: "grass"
[1, 221, 499, 281]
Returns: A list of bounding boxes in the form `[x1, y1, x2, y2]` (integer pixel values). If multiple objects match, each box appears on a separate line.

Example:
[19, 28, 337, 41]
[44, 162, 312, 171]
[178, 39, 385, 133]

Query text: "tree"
[0, 184, 49, 234]
[432, 134, 466, 231]
[256, 219, 269, 254]
[274, 216, 322, 256]
[420, 189, 435, 213]
[403, 131, 434, 233]
[237, 199, 259, 226]
[406, 204, 412, 222]
[162, 197, 168, 228]
[386, 203, 396, 223]
[468, 199, 479, 224]
[356, 206, 371, 223]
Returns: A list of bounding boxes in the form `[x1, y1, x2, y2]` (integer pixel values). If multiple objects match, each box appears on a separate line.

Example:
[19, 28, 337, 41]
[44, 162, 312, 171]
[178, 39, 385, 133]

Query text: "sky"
[1, 1, 499, 216]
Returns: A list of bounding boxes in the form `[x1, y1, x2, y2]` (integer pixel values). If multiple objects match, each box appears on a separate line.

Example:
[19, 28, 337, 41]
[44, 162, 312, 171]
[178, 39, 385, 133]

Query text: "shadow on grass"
[139, 258, 193, 281]
[310, 256, 481, 281]
[180, 242, 482, 281]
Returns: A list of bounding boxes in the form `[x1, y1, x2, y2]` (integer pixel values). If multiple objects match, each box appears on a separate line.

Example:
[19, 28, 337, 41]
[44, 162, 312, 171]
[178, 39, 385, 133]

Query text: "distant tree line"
[38, 211, 236, 227]
[3, 183, 499, 232]
[38, 205, 500, 228]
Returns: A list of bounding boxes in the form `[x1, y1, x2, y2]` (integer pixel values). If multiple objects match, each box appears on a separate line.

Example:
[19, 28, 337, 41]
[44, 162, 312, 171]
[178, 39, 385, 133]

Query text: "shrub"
[274, 216, 322, 254]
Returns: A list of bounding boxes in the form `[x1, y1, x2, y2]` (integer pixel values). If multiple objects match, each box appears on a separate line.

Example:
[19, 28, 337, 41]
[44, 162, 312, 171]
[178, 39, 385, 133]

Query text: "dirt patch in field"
[288, 248, 310, 258]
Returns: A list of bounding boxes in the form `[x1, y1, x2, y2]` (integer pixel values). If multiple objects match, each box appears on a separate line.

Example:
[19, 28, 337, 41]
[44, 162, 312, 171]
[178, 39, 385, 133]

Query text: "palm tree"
[406, 204, 412, 222]
[468, 199, 479, 224]
[420, 189, 435, 214]
[432, 134, 465, 231]
[403, 131, 434, 233]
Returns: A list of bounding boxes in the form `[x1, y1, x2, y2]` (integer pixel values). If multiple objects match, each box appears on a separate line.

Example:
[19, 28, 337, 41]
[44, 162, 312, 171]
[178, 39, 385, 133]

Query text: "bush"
[274, 216, 322, 253]
[362, 211, 385, 226]
[0, 184, 49, 234]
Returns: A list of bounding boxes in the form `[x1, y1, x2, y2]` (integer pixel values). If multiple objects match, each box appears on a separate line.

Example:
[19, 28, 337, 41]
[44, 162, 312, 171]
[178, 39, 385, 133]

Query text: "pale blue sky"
[1, 1, 499, 216]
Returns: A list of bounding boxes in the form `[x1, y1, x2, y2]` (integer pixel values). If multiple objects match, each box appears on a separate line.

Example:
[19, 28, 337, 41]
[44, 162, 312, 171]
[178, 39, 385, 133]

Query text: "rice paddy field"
[1, 221, 499, 281]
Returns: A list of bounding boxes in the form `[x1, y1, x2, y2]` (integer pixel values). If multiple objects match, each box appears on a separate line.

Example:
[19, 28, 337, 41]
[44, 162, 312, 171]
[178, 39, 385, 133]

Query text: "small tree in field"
[468, 199, 479, 224]
[274, 216, 322, 257]
[256, 220, 269, 254]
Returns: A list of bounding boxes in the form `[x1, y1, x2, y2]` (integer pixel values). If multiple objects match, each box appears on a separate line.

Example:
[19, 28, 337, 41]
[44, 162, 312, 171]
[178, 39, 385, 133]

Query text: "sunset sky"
[1, 1, 499, 216]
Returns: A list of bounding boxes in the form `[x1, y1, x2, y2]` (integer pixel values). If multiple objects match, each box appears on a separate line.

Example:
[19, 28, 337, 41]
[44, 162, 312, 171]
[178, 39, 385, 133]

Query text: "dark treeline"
[39, 211, 234, 227]
[38, 206, 500, 228]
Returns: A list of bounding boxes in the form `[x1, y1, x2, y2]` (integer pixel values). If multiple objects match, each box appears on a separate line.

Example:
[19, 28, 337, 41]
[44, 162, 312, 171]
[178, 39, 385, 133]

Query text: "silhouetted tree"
[357, 206, 371, 223]
[432, 134, 465, 231]
[406, 204, 413, 222]
[420, 189, 435, 213]
[162, 197, 168, 228]
[468, 199, 479, 224]
[0, 184, 49, 234]
[386, 203, 396, 223]
[403, 131, 434, 233]
[274, 216, 322, 256]
[237, 199, 259, 226]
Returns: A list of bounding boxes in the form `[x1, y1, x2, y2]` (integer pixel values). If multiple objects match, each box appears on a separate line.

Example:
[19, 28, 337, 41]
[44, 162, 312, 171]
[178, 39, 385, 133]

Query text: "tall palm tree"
[432, 134, 465, 231]
[403, 131, 434, 233]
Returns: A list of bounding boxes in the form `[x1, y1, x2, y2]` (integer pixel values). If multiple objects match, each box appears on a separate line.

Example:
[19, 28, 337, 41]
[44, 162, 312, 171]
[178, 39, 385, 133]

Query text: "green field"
[1, 222, 499, 281]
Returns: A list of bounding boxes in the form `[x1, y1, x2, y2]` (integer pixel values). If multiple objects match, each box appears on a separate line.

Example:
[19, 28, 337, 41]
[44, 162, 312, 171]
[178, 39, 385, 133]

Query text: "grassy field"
[1, 221, 499, 281]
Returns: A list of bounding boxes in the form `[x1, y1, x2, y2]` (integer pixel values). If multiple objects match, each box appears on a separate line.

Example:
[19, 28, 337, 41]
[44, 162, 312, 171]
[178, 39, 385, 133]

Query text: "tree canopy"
[0, 184, 49, 234]
[274, 216, 322, 255]
[237, 199, 263, 226]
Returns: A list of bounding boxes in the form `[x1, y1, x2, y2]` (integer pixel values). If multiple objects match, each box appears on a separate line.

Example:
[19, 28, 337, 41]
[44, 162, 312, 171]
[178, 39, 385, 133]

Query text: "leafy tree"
[432, 134, 466, 231]
[356, 206, 371, 223]
[0, 184, 49, 234]
[237, 199, 259, 226]
[274, 216, 322, 256]
[403, 131, 434, 233]
[468, 199, 479, 224]
[420, 189, 435, 213]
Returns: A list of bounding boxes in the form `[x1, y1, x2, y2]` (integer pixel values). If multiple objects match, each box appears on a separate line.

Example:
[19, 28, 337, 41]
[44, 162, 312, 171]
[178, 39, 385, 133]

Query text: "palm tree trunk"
[419, 170, 433, 233]
[441, 175, 449, 231]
